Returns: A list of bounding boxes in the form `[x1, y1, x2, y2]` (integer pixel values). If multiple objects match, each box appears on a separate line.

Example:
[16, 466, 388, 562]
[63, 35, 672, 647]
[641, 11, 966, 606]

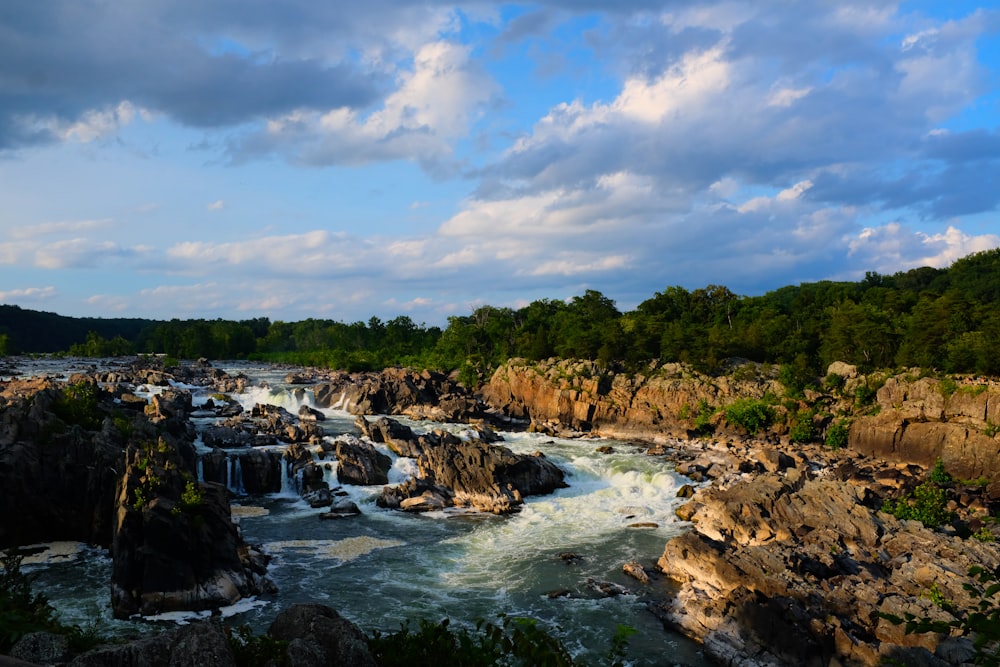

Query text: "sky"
[1, 1, 999, 326]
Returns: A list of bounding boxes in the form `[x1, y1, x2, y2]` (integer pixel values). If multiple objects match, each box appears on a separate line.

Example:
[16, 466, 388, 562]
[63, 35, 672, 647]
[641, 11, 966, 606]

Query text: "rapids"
[22, 362, 709, 665]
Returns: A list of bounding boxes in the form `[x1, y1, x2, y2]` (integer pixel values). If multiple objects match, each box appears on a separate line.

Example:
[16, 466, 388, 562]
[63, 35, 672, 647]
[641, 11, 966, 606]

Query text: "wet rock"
[333, 434, 391, 486]
[623, 561, 650, 584]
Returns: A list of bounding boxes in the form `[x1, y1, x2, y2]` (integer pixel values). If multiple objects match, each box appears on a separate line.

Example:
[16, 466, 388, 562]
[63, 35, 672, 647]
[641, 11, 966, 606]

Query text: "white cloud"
[848, 222, 1000, 274]
[207, 200, 225, 211]
[238, 40, 499, 168]
[0, 286, 57, 302]
[11, 218, 114, 239]
[34, 239, 137, 269]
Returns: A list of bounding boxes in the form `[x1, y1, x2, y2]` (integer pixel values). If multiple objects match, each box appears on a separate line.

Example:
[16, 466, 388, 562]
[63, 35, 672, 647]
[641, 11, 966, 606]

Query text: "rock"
[319, 498, 362, 519]
[10, 632, 70, 665]
[298, 405, 325, 421]
[355, 416, 424, 457]
[110, 439, 273, 618]
[267, 604, 377, 667]
[70, 621, 235, 667]
[334, 434, 391, 486]
[586, 578, 631, 597]
[623, 561, 650, 584]
[399, 489, 449, 512]
[676, 484, 695, 498]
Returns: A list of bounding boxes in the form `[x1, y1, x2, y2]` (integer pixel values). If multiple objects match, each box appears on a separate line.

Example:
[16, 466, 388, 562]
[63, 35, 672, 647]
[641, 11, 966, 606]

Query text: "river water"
[16, 361, 709, 665]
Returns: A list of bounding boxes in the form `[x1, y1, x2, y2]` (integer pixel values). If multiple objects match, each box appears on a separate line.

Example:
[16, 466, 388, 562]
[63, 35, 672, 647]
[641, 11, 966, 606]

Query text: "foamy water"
[20, 361, 708, 665]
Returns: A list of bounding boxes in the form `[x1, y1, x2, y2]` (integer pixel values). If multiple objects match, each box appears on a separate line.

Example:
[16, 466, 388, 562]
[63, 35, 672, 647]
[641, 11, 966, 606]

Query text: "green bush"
[0, 552, 59, 653]
[368, 615, 632, 667]
[789, 411, 816, 444]
[723, 398, 775, 435]
[824, 420, 850, 449]
[881, 481, 954, 528]
[227, 625, 289, 667]
[882, 565, 1000, 665]
[52, 382, 102, 431]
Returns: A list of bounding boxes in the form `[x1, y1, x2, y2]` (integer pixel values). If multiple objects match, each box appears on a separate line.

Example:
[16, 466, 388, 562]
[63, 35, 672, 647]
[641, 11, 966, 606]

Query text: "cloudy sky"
[1, 1, 999, 325]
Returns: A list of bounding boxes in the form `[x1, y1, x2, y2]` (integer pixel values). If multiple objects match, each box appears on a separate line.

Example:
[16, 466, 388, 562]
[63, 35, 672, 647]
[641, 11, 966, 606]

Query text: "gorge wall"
[482, 358, 1000, 492]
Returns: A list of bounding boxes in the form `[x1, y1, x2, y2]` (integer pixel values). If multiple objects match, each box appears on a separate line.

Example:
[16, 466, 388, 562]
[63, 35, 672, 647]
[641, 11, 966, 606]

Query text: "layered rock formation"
[483, 358, 784, 440]
[654, 446, 1000, 666]
[363, 416, 567, 513]
[312, 367, 486, 422]
[484, 359, 1000, 487]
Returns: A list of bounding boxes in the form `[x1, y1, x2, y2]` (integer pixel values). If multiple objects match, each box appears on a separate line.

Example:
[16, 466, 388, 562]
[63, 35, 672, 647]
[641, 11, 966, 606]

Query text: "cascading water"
[24, 363, 709, 666]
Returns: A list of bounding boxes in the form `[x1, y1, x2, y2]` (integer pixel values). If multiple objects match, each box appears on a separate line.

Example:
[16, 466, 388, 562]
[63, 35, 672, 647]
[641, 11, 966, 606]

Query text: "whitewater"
[19, 362, 709, 665]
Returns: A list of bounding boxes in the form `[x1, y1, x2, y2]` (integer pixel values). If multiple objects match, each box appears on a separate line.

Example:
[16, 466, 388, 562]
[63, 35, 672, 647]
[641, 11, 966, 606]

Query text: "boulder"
[334, 435, 391, 486]
[111, 439, 274, 618]
[267, 604, 377, 667]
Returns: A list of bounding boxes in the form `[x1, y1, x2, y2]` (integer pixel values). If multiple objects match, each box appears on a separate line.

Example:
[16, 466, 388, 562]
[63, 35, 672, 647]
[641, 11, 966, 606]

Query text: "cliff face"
[483, 359, 1000, 491]
[850, 376, 1000, 491]
[482, 358, 783, 441]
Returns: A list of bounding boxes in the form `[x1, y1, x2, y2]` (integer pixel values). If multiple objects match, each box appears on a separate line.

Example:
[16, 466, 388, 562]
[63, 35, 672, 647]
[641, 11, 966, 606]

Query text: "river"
[16, 361, 709, 665]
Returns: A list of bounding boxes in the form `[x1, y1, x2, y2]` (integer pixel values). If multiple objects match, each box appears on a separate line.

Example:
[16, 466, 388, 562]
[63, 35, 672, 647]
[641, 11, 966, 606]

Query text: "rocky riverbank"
[3, 356, 1000, 665]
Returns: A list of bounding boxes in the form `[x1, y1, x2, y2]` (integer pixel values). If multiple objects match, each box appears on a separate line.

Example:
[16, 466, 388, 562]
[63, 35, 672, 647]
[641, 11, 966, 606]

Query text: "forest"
[3, 248, 1000, 383]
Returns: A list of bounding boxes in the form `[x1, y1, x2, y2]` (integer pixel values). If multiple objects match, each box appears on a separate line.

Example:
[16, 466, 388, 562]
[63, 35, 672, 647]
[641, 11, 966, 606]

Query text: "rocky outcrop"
[372, 417, 567, 513]
[654, 450, 1000, 666]
[485, 359, 1000, 486]
[313, 367, 486, 422]
[849, 376, 1000, 497]
[483, 358, 784, 441]
[0, 380, 126, 548]
[333, 434, 391, 486]
[66, 604, 376, 667]
[111, 437, 274, 618]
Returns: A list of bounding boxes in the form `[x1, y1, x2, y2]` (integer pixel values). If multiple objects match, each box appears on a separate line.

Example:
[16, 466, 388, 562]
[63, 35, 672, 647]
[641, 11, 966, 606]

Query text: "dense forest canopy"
[3, 248, 1000, 380]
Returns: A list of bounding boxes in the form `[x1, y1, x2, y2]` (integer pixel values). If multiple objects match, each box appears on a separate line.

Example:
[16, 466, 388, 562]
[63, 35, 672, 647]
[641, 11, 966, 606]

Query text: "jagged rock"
[148, 389, 193, 421]
[111, 439, 273, 618]
[313, 368, 486, 422]
[334, 434, 391, 485]
[655, 471, 1000, 666]
[267, 604, 377, 667]
[10, 632, 70, 665]
[355, 416, 424, 457]
[623, 561, 650, 584]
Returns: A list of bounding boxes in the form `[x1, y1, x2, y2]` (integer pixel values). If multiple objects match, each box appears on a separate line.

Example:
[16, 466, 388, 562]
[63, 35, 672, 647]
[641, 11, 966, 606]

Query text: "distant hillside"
[0, 305, 156, 354]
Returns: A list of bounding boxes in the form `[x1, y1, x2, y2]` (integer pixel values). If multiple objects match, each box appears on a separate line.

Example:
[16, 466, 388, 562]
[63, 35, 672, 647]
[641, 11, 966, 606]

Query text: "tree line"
[3, 248, 1000, 382]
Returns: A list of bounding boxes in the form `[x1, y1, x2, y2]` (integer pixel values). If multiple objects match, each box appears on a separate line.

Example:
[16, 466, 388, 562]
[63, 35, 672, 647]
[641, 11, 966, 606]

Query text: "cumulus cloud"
[229, 40, 499, 170]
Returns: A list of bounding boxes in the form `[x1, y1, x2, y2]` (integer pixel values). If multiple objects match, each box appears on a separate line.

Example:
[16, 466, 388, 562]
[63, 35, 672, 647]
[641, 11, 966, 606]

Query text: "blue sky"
[1, 1, 998, 326]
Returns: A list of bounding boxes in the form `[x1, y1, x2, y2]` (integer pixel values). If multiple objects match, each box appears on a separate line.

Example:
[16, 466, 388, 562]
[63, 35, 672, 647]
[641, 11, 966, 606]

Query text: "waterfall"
[227, 456, 246, 496]
[196, 458, 204, 483]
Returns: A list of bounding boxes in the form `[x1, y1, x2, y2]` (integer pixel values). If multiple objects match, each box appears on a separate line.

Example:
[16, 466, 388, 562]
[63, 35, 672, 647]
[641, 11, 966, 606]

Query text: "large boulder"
[334, 434, 391, 486]
[111, 438, 274, 618]
[655, 472, 1000, 666]
[267, 604, 377, 667]
[377, 421, 567, 514]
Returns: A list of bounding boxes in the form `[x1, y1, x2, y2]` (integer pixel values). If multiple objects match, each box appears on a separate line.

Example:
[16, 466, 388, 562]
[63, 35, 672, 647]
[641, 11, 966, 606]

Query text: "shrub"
[227, 625, 289, 667]
[52, 382, 102, 431]
[825, 420, 850, 450]
[824, 372, 846, 394]
[789, 412, 816, 444]
[0, 552, 59, 653]
[723, 398, 775, 435]
[881, 481, 954, 528]
[881, 565, 1000, 665]
[929, 458, 953, 486]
